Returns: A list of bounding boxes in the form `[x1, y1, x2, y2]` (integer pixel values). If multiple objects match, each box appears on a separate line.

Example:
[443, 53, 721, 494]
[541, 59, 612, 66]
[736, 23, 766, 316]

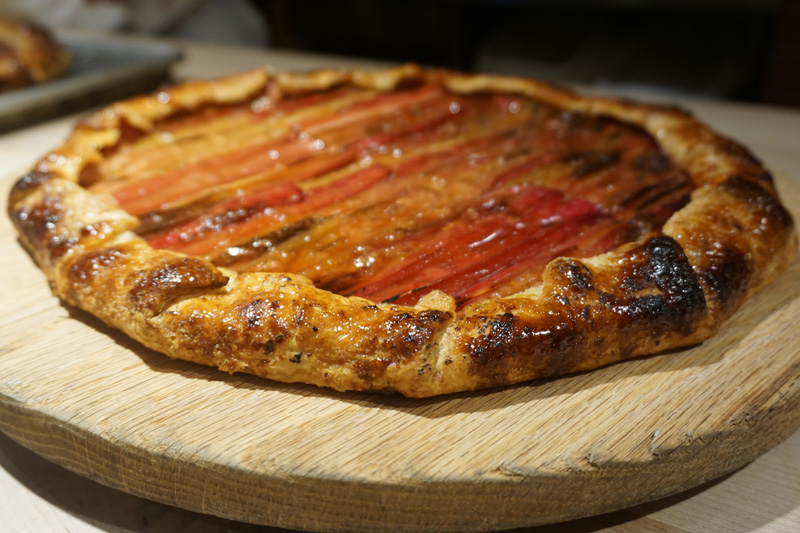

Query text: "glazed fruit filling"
[86, 83, 694, 309]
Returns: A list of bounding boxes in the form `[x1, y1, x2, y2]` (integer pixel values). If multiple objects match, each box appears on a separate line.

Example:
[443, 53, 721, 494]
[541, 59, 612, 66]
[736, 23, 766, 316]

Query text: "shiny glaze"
[90, 83, 694, 310]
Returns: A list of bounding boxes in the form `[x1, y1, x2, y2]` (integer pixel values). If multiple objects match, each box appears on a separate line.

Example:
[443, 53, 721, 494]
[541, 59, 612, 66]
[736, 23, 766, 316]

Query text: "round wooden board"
[1, 172, 799, 533]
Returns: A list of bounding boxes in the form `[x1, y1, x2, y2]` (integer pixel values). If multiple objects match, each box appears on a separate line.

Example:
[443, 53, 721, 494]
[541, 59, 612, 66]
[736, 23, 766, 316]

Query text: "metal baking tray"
[0, 31, 182, 132]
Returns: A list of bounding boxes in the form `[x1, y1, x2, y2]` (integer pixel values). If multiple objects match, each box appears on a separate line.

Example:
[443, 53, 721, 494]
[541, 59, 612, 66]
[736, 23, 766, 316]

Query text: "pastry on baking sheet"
[0, 16, 70, 93]
[8, 64, 797, 397]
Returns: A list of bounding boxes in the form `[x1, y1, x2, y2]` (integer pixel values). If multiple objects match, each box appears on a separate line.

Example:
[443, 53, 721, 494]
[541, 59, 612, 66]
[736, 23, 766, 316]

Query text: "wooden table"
[1, 38, 799, 532]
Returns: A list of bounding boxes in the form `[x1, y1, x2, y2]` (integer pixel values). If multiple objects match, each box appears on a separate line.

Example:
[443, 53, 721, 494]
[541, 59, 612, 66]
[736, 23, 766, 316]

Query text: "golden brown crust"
[0, 17, 70, 93]
[7, 65, 798, 397]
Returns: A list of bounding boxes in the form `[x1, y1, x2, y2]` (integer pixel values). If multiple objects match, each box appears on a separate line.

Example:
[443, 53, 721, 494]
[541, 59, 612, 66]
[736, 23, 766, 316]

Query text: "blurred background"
[1, 0, 799, 108]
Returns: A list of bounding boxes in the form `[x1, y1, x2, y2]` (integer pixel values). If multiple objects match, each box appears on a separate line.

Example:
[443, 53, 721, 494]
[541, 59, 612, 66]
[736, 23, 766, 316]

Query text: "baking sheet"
[0, 31, 181, 132]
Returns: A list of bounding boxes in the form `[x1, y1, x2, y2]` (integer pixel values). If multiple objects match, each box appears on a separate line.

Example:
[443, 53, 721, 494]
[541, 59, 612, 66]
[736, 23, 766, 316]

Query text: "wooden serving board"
[1, 167, 799, 532]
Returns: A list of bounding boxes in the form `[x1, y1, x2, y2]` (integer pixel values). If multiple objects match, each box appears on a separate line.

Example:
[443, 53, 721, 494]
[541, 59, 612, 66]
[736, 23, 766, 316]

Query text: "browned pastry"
[8, 64, 797, 397]
[0, 16, 70, 93]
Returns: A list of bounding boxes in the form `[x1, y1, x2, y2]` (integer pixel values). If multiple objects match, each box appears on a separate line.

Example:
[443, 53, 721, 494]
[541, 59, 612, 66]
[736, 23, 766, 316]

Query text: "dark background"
[250, 0, 800, 108]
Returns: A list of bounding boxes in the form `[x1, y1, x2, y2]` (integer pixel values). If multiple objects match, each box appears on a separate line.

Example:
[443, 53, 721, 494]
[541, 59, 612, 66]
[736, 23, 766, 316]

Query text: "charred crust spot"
[610, 293, 669, 324]
[420, 310, 449, 323]
[619, 236, 706, 331]
[720, 175, 794, 231]
[699, 248, 750, 313]
[235, 299, 290, 353]
[381, 309, 451, 359]
[240, 299, 267, 328]
[263, 339, 275, 354]
[128, 257, 228, 314]
[486, 312, 515, 338]
[561, 261, 594, 292]
[462, 236, 706, 384]
[464, 311, 583, 381]
[290, 353, 302, 364]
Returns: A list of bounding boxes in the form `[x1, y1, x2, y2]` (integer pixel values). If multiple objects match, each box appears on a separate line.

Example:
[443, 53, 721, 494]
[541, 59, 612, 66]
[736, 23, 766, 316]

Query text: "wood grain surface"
[1, 132, 799, 531]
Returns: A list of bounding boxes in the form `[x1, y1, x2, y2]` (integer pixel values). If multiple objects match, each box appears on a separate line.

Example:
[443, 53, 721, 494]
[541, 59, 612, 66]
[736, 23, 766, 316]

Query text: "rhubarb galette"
[8, 64, 797, 397]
